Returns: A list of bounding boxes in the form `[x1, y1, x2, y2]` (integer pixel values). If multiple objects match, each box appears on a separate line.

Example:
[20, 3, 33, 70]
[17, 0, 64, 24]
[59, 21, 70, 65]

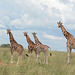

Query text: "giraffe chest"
[10, 43, 18, 51]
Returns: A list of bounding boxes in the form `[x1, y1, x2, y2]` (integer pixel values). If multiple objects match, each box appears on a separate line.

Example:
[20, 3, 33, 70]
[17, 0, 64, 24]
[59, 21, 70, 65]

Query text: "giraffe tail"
[23, 49, 29, 57]
[25, 54, 29, 57]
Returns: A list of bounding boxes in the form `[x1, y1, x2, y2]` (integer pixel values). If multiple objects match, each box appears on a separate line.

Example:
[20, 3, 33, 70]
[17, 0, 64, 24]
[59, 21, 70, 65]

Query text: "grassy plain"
[0, 48, 75, 75]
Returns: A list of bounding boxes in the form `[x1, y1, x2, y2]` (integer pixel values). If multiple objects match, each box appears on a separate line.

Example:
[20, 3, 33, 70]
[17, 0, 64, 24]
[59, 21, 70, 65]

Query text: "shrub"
[0, 44, 10, 48]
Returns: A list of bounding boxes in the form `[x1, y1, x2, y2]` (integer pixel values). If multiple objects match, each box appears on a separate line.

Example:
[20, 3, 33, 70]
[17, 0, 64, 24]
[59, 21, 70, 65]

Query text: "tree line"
[0, 44, 10, 48]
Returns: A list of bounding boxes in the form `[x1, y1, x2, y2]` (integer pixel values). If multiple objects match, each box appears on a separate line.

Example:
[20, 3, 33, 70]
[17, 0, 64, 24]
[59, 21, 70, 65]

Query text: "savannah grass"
[0, 48, 75, 75]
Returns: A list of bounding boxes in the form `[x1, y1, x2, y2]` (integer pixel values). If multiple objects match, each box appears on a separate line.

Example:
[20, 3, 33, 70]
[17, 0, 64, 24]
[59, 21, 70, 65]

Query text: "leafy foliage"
[0, 44, 10, 48]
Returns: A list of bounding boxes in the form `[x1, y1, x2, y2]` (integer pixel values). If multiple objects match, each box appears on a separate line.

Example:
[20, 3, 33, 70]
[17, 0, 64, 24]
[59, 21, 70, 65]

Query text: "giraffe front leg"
[67, 46, 70, 64]
[30, 50, 33, 61]
[28, 49, 30, 61]
[10, 50, 13, 64]
[70, 48, 72, 57]
[35, 53, 37, 62]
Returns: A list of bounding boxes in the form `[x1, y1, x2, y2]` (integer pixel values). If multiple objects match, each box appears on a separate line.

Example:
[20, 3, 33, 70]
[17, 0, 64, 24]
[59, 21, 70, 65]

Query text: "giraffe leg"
[70, 48, 72, 56]
[46, 52, 48, 64]
[10, 50, 13, 64]
[38, 53, 41, 64]
[17, 55, 19, 65]
[17, 55, 21, 65]
[36, 54, 39, 63]
[44, 52, 48, 64]
[28, 48, 30, 61]
[35, 53, 37, 62]
[30, 50, 33, 61]
[20, 54, 22, 61]
[68, 48, 72, 63]
[44, 52, 46, 64]
[28, 53, 30, 61]
[46, 56, 48, 64]
[67, 46, 70, 64]
[36, 53, 41, 63]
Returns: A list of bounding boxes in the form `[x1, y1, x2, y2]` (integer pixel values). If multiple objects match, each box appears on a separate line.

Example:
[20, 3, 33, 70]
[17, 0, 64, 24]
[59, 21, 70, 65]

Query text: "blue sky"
[0, 0, 75, 51]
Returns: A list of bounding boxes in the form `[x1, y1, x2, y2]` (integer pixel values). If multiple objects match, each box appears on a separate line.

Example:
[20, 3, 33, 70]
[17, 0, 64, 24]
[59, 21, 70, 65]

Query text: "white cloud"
[10, 14, 33, 29]
[10, 19, 22, 25]
[66, 24, 75, 30]
[0, 16, 10, 28]
[1, 0, 74, 29]
[0, 29, 6, 35]
[1, 16, 10, 22]
[21, 14, 32, 25]
[69, 0, 75, 2]
[31, 0, 74, 23]
[0, 19, 6, 28]
[44, 34, 65, 40]
[0, 19, 3, 24]
[0, 24, 6, 28]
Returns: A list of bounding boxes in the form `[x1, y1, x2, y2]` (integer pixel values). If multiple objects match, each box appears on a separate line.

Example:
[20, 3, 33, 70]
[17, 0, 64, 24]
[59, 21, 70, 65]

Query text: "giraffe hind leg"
[46, 52, 48, 64]
[43, 52, 46, 64]
[17, 54, 22, 65]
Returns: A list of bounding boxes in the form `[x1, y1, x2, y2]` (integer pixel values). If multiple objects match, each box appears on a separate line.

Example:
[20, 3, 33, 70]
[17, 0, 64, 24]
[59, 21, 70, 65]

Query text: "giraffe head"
[32, 32, 37, 37]
[57, 21, 62, 28]
[24, 32, 28, 36]
[7, 29, 11, 34]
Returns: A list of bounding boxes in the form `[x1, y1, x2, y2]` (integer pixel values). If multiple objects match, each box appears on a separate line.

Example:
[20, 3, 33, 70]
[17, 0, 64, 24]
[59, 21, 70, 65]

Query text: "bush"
[0, 44, 10, 48]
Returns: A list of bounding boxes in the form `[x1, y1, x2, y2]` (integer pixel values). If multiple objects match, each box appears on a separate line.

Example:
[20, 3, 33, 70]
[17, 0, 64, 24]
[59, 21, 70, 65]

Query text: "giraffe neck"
[33, 35, 42, 45]
[9, 32, 17, 44]
[26, 35, 34, 45]
[61, 25, 74, 39]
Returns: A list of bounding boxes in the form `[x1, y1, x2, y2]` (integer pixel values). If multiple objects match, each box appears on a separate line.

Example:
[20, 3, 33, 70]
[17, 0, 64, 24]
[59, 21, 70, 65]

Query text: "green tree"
[0, 44, 10, 48]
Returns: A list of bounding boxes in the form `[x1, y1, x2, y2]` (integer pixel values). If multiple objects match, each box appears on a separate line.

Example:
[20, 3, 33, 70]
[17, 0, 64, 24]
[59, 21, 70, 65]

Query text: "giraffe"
[32, 32, 42, 45]
[57, 21, 75, 64]
[32, 32, 52, 64]
[23, 32, 37, 61]
[7, 29, 24, 64]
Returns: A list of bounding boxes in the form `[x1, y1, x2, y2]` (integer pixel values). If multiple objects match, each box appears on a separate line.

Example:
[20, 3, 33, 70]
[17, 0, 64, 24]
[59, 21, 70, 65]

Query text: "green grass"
[0, 48, 75, 75]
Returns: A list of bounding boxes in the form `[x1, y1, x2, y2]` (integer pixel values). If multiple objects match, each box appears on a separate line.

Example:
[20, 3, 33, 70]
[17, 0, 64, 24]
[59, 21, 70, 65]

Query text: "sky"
[0, 0, 75, 51]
